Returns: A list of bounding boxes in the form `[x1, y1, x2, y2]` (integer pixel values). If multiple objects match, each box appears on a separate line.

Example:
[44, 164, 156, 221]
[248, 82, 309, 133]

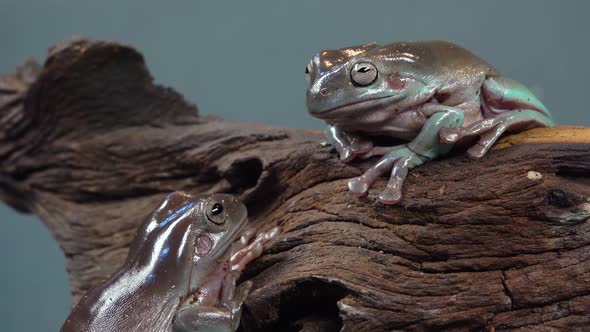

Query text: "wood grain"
[1, 38, 589, 331]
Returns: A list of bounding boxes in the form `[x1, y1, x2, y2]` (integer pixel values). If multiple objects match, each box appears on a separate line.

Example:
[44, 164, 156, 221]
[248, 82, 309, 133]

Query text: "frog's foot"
[348, 146, 426, 204]
[440, 110, 554, 159]
[230, 227, 279, 271]
[324, 125, 373, 162]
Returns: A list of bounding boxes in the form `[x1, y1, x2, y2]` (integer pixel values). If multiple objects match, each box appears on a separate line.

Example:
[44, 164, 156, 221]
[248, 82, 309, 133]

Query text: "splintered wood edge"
[494, 126, 590, 150]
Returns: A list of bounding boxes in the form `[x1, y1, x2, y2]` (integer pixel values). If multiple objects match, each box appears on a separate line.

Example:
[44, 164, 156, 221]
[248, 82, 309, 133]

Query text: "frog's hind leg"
[440, 76, 554, 159]
[474, 110, 553, 158]
[442, 109, 553, 159]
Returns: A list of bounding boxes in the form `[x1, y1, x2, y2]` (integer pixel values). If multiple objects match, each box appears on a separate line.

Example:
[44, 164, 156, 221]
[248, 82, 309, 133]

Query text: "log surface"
[1, 39, 590, 331]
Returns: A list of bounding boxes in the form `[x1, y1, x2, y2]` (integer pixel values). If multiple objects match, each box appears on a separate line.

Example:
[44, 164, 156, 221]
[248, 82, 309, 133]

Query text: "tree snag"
[1, 38, 589, 331]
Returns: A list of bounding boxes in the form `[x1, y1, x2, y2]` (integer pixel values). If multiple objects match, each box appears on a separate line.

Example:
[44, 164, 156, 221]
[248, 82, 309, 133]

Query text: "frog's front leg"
[348, 104, 464, 204]
[173, 271, 251, 332]
[440, 76, 554, 159]
[325, 125, 373, 162]
[172, 227, 279, 332]
[230, 226, 279, 271]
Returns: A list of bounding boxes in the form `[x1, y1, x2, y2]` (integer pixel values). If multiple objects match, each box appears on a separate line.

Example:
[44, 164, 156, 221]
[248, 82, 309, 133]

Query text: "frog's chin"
[183, 218, 249, 303]
[311, 94, 404, 119]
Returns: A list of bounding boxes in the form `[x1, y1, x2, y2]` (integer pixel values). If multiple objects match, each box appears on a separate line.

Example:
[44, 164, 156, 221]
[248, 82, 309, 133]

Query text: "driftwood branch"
[1, 38, 590, 331]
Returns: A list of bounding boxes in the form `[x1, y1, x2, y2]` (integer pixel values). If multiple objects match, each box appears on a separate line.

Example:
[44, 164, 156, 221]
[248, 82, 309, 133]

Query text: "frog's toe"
[231, 242, 263, 271]
[466, 143, 488, 159]
[439, 127, 462, 143]
[378, 177, 403, 204]
[348, 177, 370, 196]
[378, 188, 402, 204]
[340, 148, 355, 162]
[265, 226, 281, 240]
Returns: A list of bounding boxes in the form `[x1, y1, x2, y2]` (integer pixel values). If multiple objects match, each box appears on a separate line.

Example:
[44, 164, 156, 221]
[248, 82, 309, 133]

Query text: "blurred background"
[1, 1, 588, 331]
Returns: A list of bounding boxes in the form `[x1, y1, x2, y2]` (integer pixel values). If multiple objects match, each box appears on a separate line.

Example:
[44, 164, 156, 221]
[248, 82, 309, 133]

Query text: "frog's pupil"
[211, 203, 223, 216]
[358, 67, 370, 73]
[305, 66, 309, 74]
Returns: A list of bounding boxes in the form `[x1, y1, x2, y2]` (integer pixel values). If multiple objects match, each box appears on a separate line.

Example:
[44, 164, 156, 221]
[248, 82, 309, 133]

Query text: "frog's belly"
[328, 108, 427, 141]
[328, 105, 484, 141]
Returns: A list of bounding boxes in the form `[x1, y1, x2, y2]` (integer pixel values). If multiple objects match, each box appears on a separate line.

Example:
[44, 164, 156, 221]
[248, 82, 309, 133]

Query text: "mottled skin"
[61, 192, 278, 332]
[306, 40, 554, 204]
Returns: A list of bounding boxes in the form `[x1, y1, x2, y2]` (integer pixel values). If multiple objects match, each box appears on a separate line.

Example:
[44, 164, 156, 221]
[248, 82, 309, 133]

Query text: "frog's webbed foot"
[440, 109, 554, 159]
[324, 125, 373, 162]
[348, 146, 426, 204]
[230, 226, 279, 271]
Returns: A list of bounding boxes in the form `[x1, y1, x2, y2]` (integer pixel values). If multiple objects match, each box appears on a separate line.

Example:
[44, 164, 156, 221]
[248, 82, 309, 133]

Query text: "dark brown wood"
[2, 38, 590, 331]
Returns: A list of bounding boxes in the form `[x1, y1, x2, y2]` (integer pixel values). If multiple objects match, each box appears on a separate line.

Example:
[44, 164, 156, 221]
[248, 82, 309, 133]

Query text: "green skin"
[305, 40, 554, 204]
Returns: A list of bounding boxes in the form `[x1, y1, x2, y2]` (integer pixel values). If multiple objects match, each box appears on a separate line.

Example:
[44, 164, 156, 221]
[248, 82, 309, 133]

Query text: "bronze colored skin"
[306, 40, 553, 204]
[61, 192, 278, 332]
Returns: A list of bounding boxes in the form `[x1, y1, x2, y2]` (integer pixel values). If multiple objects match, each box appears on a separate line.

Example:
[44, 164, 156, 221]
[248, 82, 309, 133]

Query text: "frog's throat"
[311, 94, 403, 119]
[210, 219, 248, 258]
[186, 218, 249, 298]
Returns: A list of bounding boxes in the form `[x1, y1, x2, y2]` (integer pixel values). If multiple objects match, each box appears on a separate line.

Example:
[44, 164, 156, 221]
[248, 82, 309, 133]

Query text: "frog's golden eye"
[351, 62, 378, 86]
[206, 202, 225, 225]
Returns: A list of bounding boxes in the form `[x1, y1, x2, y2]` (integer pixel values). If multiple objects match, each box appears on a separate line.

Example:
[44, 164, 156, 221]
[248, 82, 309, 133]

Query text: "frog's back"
[372, 40, 499, 77]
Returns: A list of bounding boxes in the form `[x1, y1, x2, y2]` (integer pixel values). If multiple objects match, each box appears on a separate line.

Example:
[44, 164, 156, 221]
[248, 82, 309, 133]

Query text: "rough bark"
[1, 38, 590, 331]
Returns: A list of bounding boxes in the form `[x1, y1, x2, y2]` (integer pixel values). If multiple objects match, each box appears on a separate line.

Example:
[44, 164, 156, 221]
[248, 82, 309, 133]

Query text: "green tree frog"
[306, 40, 553, 204]
[61, 192, 278, 332]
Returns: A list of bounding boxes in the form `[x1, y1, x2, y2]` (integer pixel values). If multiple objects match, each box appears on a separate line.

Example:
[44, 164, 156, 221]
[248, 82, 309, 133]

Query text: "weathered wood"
[1, 38, 589, 331]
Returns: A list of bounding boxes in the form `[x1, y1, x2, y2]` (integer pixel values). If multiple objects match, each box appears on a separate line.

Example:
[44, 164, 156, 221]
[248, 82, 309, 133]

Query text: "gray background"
[0, 1, 588, 331]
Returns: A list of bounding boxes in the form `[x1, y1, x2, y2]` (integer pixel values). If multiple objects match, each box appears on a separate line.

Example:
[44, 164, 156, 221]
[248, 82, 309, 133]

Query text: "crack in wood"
[1, 38, 590, 331]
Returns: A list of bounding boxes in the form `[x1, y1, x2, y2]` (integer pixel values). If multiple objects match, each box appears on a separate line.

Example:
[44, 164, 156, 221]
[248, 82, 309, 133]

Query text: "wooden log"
[1, 38, 589, 331]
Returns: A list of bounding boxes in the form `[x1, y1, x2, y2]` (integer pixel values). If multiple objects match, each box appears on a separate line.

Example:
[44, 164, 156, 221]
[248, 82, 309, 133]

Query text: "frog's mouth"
[312, 94, 402, 119]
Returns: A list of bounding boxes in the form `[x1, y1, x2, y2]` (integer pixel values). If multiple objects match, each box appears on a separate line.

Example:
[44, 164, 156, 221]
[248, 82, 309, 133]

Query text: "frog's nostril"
[320, 88, 329, 96]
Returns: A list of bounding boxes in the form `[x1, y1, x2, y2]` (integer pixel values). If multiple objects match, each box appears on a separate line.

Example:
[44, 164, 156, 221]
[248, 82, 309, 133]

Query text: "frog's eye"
[206, 202, 225, 225]
[305, 63, 312, 83]
[351, 62, 378, 86]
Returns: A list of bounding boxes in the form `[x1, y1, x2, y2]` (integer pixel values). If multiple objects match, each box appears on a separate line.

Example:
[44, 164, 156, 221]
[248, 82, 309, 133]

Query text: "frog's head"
[305, 42, 430, 120]
[129, 192, 248, 299]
